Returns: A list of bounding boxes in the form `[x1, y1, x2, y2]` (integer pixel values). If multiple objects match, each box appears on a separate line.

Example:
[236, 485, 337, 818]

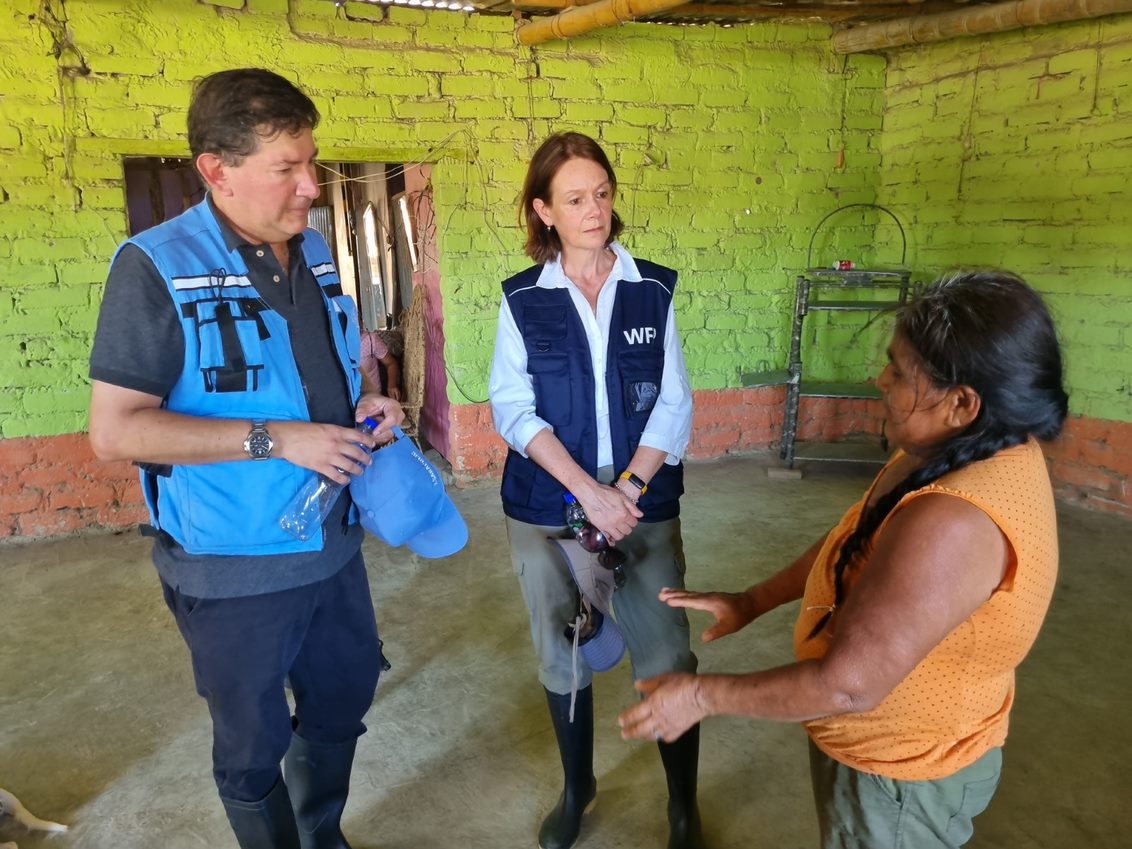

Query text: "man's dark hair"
[188, 68, 320, 163]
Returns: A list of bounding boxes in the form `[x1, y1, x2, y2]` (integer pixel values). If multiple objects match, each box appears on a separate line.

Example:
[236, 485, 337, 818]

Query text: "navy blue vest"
[122, 200, 362, 555]
[499, 259, 684, 526]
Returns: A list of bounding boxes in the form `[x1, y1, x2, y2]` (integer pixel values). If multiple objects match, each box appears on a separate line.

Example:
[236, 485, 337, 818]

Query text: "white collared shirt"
[489, 242, 692, 468]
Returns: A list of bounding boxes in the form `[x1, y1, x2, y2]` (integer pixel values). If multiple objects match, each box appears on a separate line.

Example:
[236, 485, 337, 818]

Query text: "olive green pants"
[809, 740, 1002, 849]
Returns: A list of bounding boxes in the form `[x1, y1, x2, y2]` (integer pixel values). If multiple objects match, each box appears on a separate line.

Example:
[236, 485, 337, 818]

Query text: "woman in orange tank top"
[618, 271, 1069, 848]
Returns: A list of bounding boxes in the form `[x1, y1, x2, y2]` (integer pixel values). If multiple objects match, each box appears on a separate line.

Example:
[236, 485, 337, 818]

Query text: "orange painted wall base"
[1043, 415, 1132, 518]
[2, 396, 1128, 541]
[447, 387, 885, 481]
[0, 433, 147, 539]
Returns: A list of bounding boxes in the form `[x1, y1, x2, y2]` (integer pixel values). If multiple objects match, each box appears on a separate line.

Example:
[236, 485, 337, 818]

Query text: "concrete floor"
[1, 454, 1129, 849]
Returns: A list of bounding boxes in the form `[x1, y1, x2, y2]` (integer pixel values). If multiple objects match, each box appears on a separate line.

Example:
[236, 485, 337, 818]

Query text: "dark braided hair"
[807, 270, 1069, 638]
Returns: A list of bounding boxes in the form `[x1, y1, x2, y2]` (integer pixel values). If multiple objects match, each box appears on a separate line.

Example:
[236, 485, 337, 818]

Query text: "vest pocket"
[195, 302, 265, 393]
[170, 461, 314, 554]
[618, 350, 663, 418]
[527, 353, 572, 427]
[524, 305, 568, 339]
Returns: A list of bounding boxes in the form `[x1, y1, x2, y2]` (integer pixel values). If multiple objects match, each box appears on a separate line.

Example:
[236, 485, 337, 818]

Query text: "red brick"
[49, 479, 121, 511]
[688, 429, 735, 452]
[17, 509, 90, 538]
[113, 478, 145, 503]
[739, 428, 775, 448]
[76, 458, 136, 480]
[50, 433, 98, 465]
[0, 437, 38, 468]
[21, 465, 74, 489]
[0, 488, 44, 514]
[93, 501, 148, 528]
[1055, 463, 1123, 496]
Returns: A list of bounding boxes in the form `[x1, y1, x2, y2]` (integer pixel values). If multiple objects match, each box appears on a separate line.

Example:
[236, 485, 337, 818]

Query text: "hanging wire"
[314, 126, 469, 188]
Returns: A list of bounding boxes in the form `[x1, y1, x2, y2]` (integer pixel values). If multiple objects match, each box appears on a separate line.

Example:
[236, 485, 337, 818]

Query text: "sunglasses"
[571, 524, 627, 589]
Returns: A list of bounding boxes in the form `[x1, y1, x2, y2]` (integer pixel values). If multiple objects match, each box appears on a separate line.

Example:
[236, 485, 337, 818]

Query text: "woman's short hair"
[188, 68, 320, 164]
[520, 132, 624, 264]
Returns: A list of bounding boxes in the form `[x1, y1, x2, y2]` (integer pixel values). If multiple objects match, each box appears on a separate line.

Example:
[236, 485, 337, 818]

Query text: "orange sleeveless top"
[794, 439, 1059, 780]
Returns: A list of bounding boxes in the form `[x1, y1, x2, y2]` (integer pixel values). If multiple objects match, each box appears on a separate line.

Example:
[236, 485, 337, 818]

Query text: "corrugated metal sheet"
[309, 206, 334, 246]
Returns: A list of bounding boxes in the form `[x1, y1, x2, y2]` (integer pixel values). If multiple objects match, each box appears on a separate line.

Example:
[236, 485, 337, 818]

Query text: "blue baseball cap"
[549, 537, 626, 673]
[349, 427, 468, 558]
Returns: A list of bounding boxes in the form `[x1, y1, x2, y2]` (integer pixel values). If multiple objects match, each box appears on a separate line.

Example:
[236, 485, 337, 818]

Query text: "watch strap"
[619, 470, 648, 495]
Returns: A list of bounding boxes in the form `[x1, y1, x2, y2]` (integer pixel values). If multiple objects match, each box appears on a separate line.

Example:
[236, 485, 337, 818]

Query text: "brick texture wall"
[877, 16, 1132, 517]
[1, 1, 1129, 539]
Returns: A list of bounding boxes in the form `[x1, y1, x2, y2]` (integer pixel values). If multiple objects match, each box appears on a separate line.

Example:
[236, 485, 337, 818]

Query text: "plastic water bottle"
[563, 492, 626, 588]
[563, 492, 609, 552]
[280, 417, 378, 541]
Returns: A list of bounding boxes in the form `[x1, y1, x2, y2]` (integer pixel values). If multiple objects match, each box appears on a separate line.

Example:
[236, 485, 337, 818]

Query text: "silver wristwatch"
[243, 420, 273, 460]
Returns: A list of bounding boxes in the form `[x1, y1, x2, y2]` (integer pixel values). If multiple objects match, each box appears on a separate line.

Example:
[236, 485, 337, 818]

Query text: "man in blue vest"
[89, 68, 402, 849]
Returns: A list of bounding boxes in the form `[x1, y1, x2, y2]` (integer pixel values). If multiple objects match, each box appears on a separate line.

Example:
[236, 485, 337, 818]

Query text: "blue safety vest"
[121, 200, 362, 555]
[499, 260, 684, 526]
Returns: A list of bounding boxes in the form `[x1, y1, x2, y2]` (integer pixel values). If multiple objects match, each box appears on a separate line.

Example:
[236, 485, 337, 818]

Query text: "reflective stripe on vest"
[123, 199, 362, 555]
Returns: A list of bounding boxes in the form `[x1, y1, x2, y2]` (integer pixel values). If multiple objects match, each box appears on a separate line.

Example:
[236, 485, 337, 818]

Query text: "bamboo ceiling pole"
[662, 2, 961, 20]
[516, 0, 693, 44]
[513, 0, 959, 20]
[832, 0, 1132, 52]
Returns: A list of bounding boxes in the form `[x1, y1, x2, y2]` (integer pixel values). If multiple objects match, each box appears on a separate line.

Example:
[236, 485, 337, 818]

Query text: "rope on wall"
[398, 284, 427, 437]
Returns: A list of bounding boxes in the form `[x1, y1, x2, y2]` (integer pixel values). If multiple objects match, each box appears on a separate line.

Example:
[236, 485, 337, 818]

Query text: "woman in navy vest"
[489, 133, 705, 849]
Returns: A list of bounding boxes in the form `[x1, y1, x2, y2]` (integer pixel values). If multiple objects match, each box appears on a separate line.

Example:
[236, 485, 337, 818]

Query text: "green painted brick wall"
[878, 17, 1132, 423]
[0, 0, 883, 438]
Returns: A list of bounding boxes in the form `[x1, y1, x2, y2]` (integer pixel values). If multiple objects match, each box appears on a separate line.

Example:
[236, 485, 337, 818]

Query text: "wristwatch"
[243, 420, 274, 460]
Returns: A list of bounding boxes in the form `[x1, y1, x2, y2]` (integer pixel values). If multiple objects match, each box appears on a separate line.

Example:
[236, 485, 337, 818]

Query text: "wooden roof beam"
[513, 0, 941, 8]
[642, 2, 963, 20]
[833, 0, 1132, 52]
[516, 0, 694, 44]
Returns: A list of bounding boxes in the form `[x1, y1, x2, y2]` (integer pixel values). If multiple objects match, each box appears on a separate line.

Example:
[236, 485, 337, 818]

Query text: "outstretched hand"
[658, 587, 759, 643]
[618, 673, 707, 743]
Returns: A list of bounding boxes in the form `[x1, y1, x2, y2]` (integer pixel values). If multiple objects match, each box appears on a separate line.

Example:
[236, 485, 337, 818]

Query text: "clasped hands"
[575, 480, 643, 543]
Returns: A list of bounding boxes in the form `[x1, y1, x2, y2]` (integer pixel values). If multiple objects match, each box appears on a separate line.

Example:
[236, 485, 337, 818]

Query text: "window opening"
[121, 156, 412, 331]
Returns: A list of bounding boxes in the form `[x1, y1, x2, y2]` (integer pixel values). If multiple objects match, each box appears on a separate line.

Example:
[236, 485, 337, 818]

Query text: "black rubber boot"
[221, 776, 301, 849]
[658, 723, 707, 849]
[538, 686, 597, 849]
[284, 734, 358, 849]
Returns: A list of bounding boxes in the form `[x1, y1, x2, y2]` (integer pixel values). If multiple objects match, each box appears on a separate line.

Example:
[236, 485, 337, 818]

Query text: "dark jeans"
[162, 552, 382, 802]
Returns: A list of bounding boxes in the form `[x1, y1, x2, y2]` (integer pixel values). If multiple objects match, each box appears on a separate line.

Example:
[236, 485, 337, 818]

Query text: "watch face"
[246, 430, 272, 459]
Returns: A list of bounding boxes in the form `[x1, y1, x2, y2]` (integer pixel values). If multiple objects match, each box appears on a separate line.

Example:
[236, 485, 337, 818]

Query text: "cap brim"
[579, 607, 626, 672]
[551, 537, 617, 615]
[405, 495, 468, 559]
[549, 537, 625, 672]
